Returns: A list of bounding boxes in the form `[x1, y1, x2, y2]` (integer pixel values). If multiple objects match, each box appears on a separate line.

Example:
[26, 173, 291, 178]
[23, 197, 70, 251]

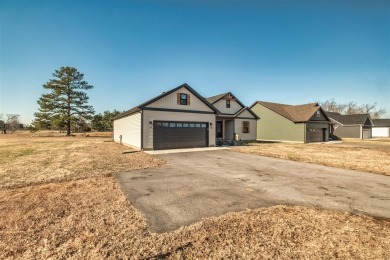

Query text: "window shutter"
[187, 94, 191, 106]
[177, 93, 180, 105]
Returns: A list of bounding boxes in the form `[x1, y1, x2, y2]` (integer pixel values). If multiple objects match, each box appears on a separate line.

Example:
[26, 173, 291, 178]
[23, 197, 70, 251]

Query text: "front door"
[216, 121, 222, 138]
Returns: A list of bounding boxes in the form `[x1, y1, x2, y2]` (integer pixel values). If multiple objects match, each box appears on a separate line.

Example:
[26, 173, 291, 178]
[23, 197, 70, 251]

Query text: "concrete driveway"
[116, 150, 390, 233]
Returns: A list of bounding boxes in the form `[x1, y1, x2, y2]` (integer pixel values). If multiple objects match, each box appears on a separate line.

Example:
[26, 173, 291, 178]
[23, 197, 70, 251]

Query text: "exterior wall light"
[149, 121, 153, 128]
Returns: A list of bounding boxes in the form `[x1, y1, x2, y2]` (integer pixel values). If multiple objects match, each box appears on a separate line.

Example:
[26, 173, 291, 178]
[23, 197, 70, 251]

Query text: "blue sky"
[1, 0, 389, 124]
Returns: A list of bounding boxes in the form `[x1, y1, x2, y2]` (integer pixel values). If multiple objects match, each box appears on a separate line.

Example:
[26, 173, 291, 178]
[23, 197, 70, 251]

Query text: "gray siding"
[309, 110, 328, 121]
[143, 110, 216, 150]
[333, 125, 361, 138]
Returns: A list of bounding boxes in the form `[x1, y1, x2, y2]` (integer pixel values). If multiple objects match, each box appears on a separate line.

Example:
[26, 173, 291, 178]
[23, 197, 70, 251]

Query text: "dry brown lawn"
[0, 131, 165, 188]
[232, 138, 390, 176]
[1, 132, 389, 259]
[1, 176, 389, 259]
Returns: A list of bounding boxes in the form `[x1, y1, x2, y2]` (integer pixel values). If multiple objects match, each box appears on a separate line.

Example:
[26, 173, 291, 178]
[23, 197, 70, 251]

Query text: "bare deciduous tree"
[319, 99, 386, 119]
[0, 114, 21, 134]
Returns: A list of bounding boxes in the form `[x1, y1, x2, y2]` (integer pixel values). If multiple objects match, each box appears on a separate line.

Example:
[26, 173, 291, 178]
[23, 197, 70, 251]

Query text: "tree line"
[3, 66, 122, 135]
[319, 99, 386, 119]
[2, 66, 387, 135]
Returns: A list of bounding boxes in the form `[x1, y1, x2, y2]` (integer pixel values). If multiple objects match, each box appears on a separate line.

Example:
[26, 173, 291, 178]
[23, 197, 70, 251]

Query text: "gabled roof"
[206, 92, 246, 108]
[206, 92, 230, 104]
[251, 101, 328, 123]
[325, 111, 372, 126]
[113, 83, 218, 120]
[235, 107, 260, 119]
[372, 119, 390, 127]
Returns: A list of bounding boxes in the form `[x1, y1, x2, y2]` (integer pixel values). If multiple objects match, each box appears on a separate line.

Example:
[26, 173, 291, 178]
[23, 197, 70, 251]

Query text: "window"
[226, 100, 231, 108]
[316, 111, 320, 117]
[180, 93, 187, 105]
[242, 121, 249, 133]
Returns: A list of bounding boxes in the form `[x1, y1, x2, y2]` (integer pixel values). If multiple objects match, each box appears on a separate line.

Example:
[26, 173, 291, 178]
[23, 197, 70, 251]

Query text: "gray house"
[372, 119, 390, 137]
[326, 112, 373, 139]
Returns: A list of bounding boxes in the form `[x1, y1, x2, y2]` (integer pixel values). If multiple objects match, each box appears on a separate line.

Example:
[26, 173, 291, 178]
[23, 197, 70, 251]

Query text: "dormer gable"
[207, 92, 245, 114]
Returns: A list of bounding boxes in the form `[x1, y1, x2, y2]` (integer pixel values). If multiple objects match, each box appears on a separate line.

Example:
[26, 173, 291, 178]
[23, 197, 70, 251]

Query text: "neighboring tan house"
[250, 101, 331, 143]
[206, 92, 259, 142]
[325, 112, 373, 139]
[372, 119, 390, 138]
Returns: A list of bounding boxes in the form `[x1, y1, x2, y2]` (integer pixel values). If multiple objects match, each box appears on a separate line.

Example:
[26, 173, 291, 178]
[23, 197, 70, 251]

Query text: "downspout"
[304, 123, 307, 143]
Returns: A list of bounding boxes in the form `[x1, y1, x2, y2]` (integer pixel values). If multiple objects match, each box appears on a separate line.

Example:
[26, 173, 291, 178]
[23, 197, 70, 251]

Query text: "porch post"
[222, 119, 225, 140]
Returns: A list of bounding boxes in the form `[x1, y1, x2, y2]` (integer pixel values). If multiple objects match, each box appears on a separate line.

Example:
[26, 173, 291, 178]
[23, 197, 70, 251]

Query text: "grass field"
[1, 132, 389, 259]
[232, 138, 390, 176]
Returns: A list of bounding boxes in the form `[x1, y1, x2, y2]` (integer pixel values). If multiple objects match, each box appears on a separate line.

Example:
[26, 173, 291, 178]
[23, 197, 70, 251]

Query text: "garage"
[153, 121, 209, 150]
[308, 128, 325, 142]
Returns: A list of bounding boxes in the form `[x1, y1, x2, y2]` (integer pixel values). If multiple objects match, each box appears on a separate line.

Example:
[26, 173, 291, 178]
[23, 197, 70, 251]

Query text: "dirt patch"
[1, 176, 389, 259]
[0, 134, 165, 188]
[232, 139, 390, 176]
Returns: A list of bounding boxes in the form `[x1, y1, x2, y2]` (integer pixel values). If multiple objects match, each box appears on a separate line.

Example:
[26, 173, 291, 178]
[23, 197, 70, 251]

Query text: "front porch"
[216, 117, 236, 145]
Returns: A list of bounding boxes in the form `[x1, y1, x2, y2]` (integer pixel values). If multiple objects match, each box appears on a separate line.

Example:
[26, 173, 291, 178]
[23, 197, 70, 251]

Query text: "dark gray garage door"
[308, 128, 325, 142]
[153, 121, 208, 150]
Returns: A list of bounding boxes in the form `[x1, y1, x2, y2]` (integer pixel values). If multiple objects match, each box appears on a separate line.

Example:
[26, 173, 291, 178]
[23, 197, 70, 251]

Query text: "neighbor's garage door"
[362, 129, 371, 139]
[153, 121, 208, 150]
[308, 128, 325, 142]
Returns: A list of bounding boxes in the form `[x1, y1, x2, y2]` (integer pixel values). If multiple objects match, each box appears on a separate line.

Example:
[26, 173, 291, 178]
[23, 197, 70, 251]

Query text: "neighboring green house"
[250, 101, 331, 143]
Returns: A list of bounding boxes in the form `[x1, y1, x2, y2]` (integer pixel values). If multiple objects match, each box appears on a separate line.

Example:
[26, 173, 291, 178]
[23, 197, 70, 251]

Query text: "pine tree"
[34, 67, 95, 135]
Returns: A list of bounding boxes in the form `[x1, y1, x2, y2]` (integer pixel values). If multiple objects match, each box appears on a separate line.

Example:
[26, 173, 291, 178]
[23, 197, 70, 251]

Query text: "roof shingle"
[325, 111, 371, 125]
[253, 101, 324, 122]
[372, 119, 390, 127]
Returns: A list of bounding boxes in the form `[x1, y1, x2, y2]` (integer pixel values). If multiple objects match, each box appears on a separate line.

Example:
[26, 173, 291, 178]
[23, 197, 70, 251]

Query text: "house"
[325, 112, 373, 139]
[113, 83, 257, 150]
[250, 101, 331, 143]
[372, 119, 390, 138]
[113, 83, 217, 150]
[206, 92, 259, 142]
